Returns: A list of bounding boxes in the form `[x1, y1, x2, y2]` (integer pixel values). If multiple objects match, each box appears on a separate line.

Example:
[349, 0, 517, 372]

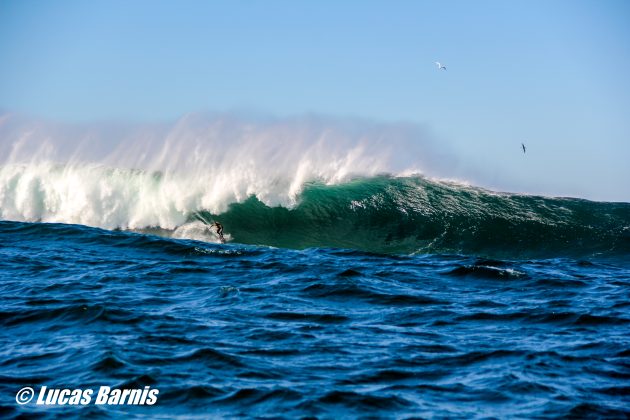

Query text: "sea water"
[1, 114, 629, 418]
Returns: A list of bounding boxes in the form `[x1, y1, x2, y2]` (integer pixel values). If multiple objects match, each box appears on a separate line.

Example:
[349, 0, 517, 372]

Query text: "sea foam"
[0, 113, 446, 231]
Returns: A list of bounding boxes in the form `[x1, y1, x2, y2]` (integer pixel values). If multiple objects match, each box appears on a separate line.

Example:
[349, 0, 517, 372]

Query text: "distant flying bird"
[521, 143, 526, 154]
[435, 61, 447, 71]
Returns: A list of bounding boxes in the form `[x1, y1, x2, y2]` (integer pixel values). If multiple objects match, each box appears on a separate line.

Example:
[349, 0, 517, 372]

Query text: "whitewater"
[0, 113, 438, 228]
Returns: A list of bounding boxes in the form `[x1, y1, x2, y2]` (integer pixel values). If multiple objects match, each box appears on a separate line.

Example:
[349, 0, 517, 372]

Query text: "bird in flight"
[435, 61, 447, 71]
[521, 143, 526, 154]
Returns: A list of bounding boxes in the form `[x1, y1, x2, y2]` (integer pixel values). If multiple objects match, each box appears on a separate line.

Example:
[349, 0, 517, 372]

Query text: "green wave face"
[199, 176, 630, 258]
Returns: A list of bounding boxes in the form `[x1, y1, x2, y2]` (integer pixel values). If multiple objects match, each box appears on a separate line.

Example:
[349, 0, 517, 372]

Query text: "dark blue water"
[1, 220, 629, 418]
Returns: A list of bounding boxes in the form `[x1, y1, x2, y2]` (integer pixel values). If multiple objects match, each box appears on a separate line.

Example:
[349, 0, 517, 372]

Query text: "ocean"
[1, 116, 629, 418]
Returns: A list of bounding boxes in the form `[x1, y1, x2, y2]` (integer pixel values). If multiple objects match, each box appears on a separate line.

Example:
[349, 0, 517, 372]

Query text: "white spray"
[0, 112, 454, 236]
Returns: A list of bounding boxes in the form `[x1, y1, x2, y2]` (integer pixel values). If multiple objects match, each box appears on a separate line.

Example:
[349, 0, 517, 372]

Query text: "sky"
[1, 0, 629, 201]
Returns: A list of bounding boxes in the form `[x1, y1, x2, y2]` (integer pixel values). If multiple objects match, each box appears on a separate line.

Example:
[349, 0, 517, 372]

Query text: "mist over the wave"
[0, 112, 457, 231]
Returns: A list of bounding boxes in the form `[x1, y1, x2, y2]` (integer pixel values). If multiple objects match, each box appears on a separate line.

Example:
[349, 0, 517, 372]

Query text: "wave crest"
[0, 112, 448, 229]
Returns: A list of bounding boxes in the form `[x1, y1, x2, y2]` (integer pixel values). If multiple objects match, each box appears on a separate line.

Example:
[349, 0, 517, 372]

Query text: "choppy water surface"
[1, 220, 628, 418]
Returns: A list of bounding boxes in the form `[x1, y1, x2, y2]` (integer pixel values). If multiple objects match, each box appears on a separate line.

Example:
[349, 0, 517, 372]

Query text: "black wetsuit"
[212, 222, 225, 243]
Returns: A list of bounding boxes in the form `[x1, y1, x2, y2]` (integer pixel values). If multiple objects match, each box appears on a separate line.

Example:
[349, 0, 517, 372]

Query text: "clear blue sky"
[1, 0, 629, 200]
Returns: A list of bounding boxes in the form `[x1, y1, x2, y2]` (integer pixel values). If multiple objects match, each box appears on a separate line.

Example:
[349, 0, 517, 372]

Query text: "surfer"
[210, 222, 225, 244]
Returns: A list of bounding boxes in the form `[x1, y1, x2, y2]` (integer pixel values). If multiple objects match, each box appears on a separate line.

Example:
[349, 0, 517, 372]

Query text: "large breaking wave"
[1, 113, 628, 258]
[210, 176, 630, 257]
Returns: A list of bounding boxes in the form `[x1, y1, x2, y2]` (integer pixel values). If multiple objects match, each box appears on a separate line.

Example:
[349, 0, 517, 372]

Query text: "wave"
[1, 161, 628, 257]
[200, 176, 630, 258]
[1, 113, 629, 258]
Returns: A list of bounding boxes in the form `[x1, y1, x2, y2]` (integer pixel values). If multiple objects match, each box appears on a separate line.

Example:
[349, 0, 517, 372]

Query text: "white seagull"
[435, 61, 447, 71]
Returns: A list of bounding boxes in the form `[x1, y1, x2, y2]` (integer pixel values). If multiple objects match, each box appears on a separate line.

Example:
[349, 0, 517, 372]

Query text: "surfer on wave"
[210, 221, 225, 244]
